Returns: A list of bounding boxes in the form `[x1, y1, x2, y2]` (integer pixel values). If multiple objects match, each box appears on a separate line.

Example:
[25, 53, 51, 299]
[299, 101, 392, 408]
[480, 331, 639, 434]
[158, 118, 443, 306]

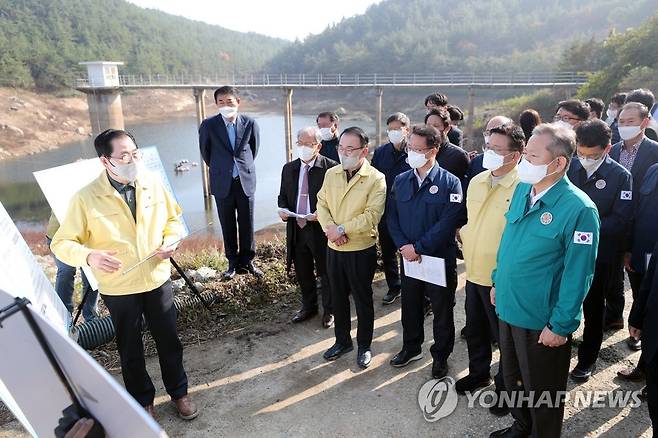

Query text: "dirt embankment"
[0, 88, 205, 160]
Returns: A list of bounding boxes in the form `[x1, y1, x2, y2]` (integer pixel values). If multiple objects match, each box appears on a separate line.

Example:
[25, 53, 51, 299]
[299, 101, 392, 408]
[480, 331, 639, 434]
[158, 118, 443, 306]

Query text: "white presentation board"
[33, 146, 189, 291]
[0, 288, 167, 438]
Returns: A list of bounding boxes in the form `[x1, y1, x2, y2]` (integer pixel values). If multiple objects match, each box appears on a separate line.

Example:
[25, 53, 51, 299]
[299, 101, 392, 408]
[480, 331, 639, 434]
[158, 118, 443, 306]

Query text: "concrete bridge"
[74, 62, 588, 199]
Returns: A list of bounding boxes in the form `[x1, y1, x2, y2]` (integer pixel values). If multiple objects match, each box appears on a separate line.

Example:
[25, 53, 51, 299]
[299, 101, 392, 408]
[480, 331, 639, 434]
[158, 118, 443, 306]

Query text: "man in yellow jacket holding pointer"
[52, 129, 198, 420]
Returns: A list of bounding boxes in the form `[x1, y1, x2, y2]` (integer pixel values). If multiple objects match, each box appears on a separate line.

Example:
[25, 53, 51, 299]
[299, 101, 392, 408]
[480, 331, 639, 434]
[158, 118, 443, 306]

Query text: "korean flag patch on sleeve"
[450, 193, 462, 203]
[574, 231, 593, 245]
[620, 191, 632, 201]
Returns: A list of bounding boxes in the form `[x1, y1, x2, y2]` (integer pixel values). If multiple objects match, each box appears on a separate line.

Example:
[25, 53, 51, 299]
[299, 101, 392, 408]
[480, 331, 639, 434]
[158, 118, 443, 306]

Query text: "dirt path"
[0, 266, 653, 437]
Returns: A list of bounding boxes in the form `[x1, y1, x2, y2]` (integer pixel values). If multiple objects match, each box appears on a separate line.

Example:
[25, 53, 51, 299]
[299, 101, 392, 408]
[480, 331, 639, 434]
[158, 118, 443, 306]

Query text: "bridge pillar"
[85, 90, 125, 137]
[465, 87, 476, 151]
[283, 87, 294, 162]
[375, 87, 384, 145]
[194, 88, 211, 200]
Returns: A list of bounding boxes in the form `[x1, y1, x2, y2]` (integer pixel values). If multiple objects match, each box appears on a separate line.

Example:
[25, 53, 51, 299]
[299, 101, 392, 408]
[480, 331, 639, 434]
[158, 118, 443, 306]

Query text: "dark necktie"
[118, 184, 136, 221]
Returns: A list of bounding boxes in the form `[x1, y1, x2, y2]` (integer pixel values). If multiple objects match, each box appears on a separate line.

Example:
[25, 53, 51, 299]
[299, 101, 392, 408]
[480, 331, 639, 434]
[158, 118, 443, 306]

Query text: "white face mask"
[606, 108, 618, 121]
[110, 160, 142, 183]
[297, 146, 316, 162]
[554, 120, 574, 131]
[618, 125, 642, 141]
[339, 153, 361, 171]
[218, 105, 238, 119]
[319, 127, 334, 141]
[387, 129, 405, 145]
[517, 157, 557, 185]
[578, 153, 605, 173]
[482, 149, 511, 171]
[407, 149, 429, 169]
[483, 134, 490, 145]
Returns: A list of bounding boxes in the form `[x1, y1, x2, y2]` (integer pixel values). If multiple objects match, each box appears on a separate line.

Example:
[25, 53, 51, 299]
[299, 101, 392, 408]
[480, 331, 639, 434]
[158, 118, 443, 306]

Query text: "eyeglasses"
[577, 153, 605, 161]
[109, 150, 142, 164]
[336, 145, 364, 155]
[404, 146, 431, 154]
[296, 142, 318, 148]
[553, 115, 581, 123]
[483, 145, 515, 155]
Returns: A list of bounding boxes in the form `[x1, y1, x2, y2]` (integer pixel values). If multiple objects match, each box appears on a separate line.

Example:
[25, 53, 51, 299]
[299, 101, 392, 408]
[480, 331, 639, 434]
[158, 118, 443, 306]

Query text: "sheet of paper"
[278, 208, 315, 220]
[403, 255, 447, 287]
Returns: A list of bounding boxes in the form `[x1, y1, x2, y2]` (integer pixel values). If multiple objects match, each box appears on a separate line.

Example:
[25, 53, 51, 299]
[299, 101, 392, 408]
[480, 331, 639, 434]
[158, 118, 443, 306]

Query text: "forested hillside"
[0, 0, 288, 90]
[266, 0, 658, 74]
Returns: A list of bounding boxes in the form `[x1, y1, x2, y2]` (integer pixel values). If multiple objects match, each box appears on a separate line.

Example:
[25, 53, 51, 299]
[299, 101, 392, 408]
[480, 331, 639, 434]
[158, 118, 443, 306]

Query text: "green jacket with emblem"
[493, 176, 600, 336]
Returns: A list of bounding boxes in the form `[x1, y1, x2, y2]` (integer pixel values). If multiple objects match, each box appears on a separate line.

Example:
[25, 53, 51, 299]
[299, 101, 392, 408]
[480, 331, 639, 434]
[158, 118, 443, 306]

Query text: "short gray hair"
[532, 123, 576, 166]
[297, 126, 322, 144]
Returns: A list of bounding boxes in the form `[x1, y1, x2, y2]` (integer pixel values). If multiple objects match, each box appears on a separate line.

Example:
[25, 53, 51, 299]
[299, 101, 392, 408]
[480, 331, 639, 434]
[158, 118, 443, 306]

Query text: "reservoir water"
[0, 114, 325, 235]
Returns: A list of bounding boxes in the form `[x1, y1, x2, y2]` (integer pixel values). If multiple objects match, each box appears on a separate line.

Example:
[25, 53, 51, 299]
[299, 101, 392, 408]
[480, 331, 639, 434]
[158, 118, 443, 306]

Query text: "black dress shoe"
[222, 266, 237, 281]
[627, 336, 641, 351]
[617, 365, 646, 381]
[604, 319, 624, 331]
[489, 403, 510, 417]
[390, 349, 423, 368]
[455, 374, 492, 394]
[489, 425, 528, 437]
[357, 347, 372, 369]
[241, 263, 264, 278]
[291, 308, 318, 323]
[431, 359, 448, 379]
[322, 313, 334, 328]
[382, 289, 401, 305]
[323, 343, 353, 361]
[570, 365, 594, 382]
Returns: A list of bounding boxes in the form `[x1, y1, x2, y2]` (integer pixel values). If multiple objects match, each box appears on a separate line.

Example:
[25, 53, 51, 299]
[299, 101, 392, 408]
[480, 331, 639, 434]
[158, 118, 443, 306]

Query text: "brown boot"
[174, 395, 199, 420]
[143, 404, 155, 418]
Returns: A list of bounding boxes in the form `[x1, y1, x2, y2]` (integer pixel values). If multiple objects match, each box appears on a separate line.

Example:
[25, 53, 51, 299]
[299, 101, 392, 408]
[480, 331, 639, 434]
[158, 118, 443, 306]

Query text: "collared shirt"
[107, 173, 137, 221]
[221, 114, 240, 178]
[414, 162, 437, 187]
[530, 180, 560, 207]
[461, 168, 520, 286]
[585, 157, 606, 179]
[296, 158, 316, 214]
[619, 136, 644, 171]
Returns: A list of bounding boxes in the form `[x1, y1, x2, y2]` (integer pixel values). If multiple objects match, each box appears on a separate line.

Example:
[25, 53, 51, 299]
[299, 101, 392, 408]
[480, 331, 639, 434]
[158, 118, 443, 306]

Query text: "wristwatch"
[337, 224, 346, 235]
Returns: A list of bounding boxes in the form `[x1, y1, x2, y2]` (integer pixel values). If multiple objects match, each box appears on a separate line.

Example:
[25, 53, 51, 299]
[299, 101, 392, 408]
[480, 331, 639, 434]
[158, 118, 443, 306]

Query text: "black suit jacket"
[199, 113, 260, 199]
[629, 240, 658, 364]
[610, 136, 658, 195]
[278, 154, 338, 271]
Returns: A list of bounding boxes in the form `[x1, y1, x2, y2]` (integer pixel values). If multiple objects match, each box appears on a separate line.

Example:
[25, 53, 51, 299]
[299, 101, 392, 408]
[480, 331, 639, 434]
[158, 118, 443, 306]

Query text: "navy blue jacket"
[567, 156, 633, 264]
[386, 164, 464, 267]
[371, 142, 410, 202]
[199, 113, 260, 199]
[610, 119, 620, 145]
[447, 125, 463, 148]
[436, 141, 470, 189]
[319, 137, 340, 162]
[629, 163, 658, 273]
[464, 153, 485, 194]
[610, 136, 658, 195]
[629, 240, 658, 364]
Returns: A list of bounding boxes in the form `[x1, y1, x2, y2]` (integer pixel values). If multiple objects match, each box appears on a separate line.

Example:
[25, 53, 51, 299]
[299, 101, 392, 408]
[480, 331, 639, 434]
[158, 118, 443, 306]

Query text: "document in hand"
[403, 256, 447, 287]
[278, 208, 315, 220]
